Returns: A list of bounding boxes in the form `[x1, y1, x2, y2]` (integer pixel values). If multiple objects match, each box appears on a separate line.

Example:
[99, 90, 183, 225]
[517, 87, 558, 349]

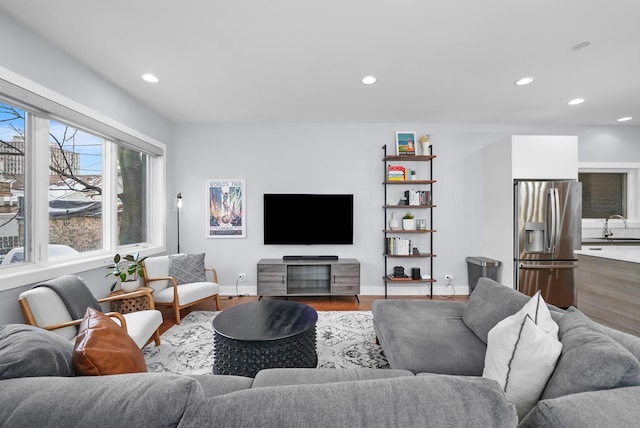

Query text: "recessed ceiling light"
[141, 73, 159, 83]
[568, 98, 585, 106]
[617, 116, 633, 122]
[571, 41, 592, 51]
[514, 76, 535, 86]
[361, 75, 377, 85]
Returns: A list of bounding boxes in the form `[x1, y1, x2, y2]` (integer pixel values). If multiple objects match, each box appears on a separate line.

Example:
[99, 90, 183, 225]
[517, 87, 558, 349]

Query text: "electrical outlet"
[444, 274, 454, 281]
[238, 273, 247, 282]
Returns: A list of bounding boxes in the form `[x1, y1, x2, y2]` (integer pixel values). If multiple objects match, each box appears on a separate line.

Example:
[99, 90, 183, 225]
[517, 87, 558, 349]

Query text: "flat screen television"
[263, 194, 354, 245]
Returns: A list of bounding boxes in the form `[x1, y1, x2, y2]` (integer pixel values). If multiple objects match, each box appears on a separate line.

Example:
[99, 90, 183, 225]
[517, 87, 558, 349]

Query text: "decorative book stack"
[387, 165, 406, 181]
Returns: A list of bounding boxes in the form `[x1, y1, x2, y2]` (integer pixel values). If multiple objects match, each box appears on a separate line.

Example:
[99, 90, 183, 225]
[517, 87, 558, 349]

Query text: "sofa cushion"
[252, 368, 414, 388]
[169, 253, 207, 284]
[541, 307, 640, 400]
[372, 299, 487, 375]
[188, 374, 254, 397]
[180, 375, 518, 428]
[520, 386, 640, 428]
[463, 277, 537, 344]
[0, 373, 203, 427]
[483, 292, 562, 419]
[0, 324, 75, 379]
[72, 307, 147, 375]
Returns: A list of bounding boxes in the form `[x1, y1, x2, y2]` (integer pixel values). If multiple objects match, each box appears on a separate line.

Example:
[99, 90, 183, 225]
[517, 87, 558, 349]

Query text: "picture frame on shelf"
[206, 178, 246, 238]
[396, 132, 416, 156]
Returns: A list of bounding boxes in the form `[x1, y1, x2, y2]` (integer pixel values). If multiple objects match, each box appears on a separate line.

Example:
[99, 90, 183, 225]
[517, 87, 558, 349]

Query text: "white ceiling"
[1, 0, 638, 125]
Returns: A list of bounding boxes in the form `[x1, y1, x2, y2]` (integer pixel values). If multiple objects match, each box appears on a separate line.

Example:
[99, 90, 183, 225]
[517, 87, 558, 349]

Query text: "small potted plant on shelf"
[402, 212, 415, 230]
[105, 252, 147, 292]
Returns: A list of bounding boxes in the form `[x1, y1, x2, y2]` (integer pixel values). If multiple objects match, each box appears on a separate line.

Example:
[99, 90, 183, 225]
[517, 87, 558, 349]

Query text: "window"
[0, 73, 165, 288]
[579, 163, 640, 222]
[579, 172, 627, 218]
[0, 102, 25, 265]
[48, 120, 104, 254]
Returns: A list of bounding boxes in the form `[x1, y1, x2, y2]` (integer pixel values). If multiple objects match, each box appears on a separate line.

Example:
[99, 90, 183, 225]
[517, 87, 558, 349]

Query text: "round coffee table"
[212, 300, 318, 377]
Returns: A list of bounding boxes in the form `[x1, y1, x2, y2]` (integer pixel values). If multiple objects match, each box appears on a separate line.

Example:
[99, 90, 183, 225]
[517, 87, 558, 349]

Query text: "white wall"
[0, 13, 170, 142]
[167, 123, 640, 297]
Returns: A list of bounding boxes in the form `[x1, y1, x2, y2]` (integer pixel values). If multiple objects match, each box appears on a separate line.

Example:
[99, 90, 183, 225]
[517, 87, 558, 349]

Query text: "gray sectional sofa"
[1, 276, 639, 427]
[372, 277, 640, 427]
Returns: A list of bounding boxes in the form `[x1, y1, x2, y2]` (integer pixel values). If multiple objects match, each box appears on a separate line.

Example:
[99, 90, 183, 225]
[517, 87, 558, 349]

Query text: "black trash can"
[466, 257, 501, 292]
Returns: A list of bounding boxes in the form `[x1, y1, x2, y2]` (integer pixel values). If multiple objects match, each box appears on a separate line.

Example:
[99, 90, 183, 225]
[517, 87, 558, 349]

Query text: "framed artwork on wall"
[396, 132, 416, 156]
[206, 179, 246, 238]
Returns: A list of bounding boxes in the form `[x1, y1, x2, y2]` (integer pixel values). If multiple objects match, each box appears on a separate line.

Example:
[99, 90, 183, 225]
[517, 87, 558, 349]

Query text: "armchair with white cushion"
[141, 253, 220, 324]
[18, 275, 162, 349]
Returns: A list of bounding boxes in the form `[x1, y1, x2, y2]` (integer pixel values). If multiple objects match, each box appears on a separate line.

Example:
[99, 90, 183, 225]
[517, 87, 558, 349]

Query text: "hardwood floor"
[157, 294, 468, 335]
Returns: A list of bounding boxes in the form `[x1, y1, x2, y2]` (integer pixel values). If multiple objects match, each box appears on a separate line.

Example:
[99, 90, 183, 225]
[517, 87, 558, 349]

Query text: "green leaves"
[105, 252, 148, 292]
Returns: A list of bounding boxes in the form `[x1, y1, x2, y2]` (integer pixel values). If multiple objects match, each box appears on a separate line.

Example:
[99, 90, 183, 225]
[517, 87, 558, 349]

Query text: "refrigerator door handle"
[552, 188, 560, 254]
[545, 188, 556, 253]
[519, 263, 577, 269]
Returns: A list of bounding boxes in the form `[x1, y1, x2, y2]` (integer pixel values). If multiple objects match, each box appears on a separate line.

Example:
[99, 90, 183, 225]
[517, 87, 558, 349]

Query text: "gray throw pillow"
[0, 324, 75, 379]
[541, 307, 640, 400]
[169, 253, 207, 284]
[462, 277, 532, 343]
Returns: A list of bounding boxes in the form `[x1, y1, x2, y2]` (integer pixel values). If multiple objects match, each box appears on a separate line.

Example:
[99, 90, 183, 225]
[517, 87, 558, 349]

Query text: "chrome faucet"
[604, 214, 628, 239]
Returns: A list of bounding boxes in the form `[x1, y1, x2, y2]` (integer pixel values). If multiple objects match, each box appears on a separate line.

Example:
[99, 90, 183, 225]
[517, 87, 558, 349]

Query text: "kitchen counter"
[576, 251, 640, 336]
[575, 249, 640, 263]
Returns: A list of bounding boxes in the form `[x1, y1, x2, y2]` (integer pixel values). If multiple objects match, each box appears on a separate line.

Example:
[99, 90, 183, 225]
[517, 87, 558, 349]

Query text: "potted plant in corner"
[106, 252, 147, 292]
[402, 212, 415, 230]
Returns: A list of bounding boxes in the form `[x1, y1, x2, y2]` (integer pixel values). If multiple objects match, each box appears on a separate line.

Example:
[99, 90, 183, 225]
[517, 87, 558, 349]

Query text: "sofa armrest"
[519, 386, 640, 428]
[181, 375, 517, 428]
[0, 373, 203, 427]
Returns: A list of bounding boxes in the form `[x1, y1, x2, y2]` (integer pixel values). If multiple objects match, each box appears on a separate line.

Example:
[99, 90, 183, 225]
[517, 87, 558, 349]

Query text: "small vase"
[389, 213, 401, 230]
[420, 142, 430, 155]
[402, 218, 416, 230]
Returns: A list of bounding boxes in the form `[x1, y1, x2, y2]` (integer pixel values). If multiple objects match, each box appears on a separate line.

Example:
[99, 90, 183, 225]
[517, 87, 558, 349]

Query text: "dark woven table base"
[213, 327, 317, 377]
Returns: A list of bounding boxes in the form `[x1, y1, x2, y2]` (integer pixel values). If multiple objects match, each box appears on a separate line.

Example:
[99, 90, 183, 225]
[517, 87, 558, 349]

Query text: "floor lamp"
[176, 193, 182, 253]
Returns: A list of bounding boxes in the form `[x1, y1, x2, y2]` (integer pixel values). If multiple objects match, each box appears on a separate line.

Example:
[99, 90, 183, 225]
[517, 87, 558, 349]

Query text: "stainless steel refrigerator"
[514, 180, 582, 308]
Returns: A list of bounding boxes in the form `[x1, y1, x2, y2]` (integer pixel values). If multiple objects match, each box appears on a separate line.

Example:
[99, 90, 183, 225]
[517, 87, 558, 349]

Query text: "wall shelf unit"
[382, 145, 436, 298]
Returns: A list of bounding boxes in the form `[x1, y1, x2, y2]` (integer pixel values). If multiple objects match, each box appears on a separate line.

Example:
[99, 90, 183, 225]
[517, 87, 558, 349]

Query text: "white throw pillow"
[483, 292, 562, 420]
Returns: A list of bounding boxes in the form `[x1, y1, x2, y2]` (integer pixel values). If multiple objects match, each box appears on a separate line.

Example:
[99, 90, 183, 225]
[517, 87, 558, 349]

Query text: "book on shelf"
[385, 237, 413, 255]
[387, 165, 406, 181]
[404, 190, 432, 206]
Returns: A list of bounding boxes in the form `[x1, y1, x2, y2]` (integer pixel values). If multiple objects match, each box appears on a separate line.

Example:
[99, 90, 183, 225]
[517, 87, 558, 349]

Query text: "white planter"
[402, 218, 416, 230]
[121, 280, 139, 293]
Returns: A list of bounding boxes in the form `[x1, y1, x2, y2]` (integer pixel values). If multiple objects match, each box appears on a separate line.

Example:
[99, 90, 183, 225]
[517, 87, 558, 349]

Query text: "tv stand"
[258, 258, 359, 301]
[283, 255, 339, 261]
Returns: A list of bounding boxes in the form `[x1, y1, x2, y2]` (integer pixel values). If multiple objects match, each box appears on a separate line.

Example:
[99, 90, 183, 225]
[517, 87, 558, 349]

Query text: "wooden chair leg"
[153, 329, 161, 346]
[214, 294, 220, 311]
[174, 303, 181, 325]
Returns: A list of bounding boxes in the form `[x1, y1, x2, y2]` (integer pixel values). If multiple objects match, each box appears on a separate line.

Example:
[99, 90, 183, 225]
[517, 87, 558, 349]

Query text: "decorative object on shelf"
[411, 267, 422, 279]
[416, 219, 427, 230]
[393, 266, 408, 278]
[206, 178, 246, 239]
[418, 135, 431, 155]
[105, 252, 147, 292]
[402, 212, 415, 230]
[409, 170, 416, 180]
[389, 212, 401, 230]
[396, 132, 416, 156]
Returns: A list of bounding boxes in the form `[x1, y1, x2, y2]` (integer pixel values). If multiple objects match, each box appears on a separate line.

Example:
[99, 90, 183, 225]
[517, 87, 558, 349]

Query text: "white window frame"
[0, 68, 166, 291]
[579, 162, 640, 228]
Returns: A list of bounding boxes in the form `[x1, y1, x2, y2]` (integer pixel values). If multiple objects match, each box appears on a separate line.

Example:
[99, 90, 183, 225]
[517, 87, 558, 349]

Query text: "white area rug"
[143, 311, 389, 375]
